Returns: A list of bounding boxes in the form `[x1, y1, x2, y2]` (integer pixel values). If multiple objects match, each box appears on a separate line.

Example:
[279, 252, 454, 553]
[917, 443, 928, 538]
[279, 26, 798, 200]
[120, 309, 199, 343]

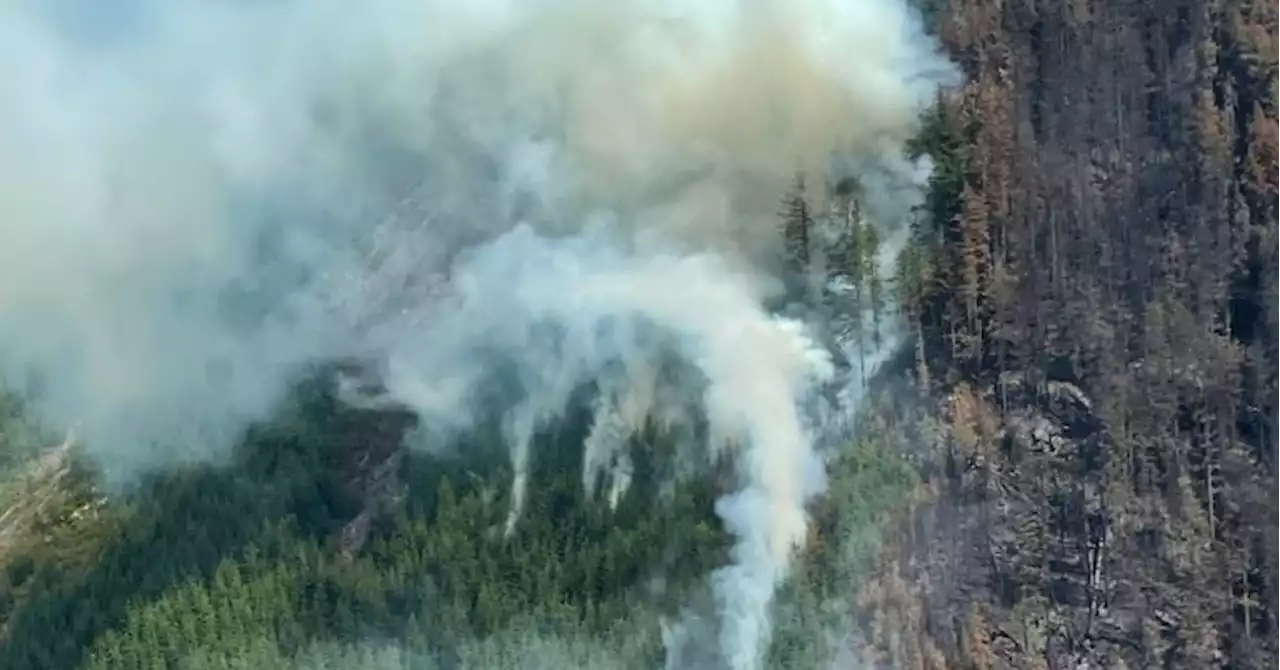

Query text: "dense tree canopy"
[0, 0, 1275, 668]
[0, 370, 922, 669]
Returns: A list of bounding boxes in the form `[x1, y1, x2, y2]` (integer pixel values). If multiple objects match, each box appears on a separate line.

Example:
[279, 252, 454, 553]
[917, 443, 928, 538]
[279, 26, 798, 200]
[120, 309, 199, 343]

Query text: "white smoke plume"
[0, 0, 956, 667]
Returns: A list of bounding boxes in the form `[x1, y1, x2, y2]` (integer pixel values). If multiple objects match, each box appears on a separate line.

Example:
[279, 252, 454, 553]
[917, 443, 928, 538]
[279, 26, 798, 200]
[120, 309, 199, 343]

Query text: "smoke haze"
[0, 0, 956, 666]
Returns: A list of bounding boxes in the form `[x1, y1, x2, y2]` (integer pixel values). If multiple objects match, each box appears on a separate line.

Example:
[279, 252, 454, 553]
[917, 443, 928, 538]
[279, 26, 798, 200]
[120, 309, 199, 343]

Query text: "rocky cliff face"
[858, 373, 1275, 669]
[323, 362, 417, 557]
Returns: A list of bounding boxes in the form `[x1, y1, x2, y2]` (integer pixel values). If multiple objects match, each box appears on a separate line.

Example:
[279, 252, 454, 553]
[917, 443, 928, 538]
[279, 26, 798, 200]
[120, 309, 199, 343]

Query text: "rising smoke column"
[368, 224, 836, 668]
[0, 0, 956, 666]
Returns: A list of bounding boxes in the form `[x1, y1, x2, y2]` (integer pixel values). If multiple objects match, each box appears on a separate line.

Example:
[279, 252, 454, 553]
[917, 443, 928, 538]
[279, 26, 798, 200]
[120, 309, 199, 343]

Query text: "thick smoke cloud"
[0, 0, 955, 667]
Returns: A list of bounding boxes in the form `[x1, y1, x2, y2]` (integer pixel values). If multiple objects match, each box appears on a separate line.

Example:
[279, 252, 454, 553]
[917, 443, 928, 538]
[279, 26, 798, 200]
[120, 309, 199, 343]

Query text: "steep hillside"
[852, 0, 1279, 667]
[0, 0, 1274, 669]
[0, 375, 926, 669]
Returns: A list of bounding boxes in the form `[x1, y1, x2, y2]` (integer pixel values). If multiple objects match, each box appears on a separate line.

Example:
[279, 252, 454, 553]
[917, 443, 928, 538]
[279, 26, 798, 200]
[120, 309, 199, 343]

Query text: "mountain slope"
[852, 0, 1279, 667]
